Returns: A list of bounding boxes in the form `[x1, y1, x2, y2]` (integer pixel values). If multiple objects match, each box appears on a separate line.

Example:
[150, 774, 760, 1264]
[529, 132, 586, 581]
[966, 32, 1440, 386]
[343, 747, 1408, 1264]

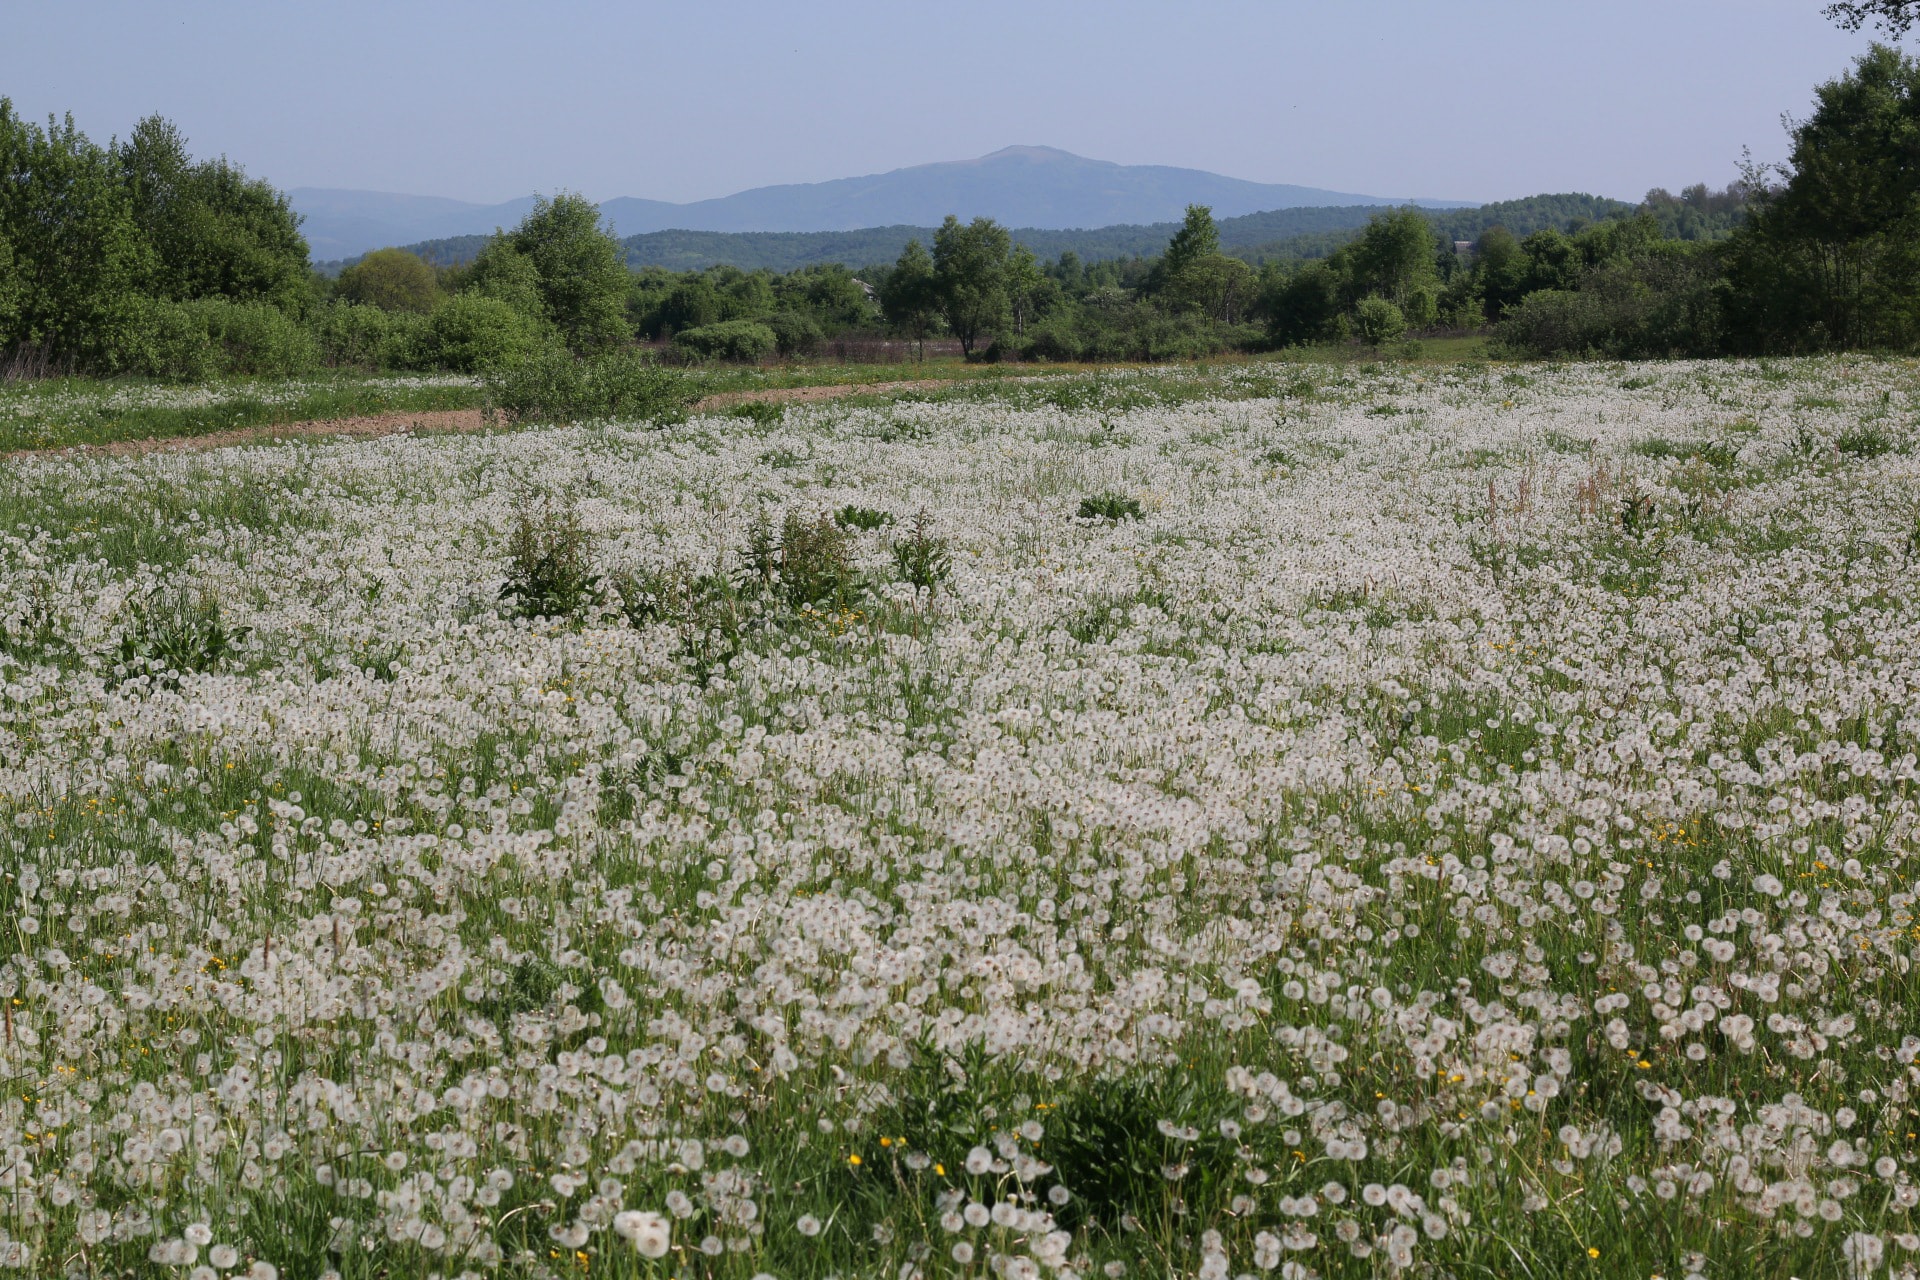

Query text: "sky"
[0, 0, 1890, 208]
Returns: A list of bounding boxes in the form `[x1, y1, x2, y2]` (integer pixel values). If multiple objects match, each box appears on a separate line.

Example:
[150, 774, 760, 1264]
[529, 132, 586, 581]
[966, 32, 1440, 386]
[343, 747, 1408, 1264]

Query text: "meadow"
[0, 356, 1917, 1280]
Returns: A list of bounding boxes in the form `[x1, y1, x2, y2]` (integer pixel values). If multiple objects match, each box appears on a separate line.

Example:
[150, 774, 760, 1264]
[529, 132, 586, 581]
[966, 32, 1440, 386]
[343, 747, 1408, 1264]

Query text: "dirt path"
[2, 377, 962, 461]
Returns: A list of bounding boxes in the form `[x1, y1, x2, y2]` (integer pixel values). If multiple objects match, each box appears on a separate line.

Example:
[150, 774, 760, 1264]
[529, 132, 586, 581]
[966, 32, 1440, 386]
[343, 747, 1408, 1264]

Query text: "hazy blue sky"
[0, 1, 1887, 206]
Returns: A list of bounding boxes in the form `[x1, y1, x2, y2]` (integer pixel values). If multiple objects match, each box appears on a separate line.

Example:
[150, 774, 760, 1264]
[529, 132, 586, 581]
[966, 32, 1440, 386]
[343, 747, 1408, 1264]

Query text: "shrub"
[125, 298, 318, 379]
[1078, 492, 1143, 521]
[428, 294, 546, 373]
[311, 303, 432, 371]
[1354, 295, 1408, 347]
[335, 248, 440, 313]
[891, 511, 951, 591]
[762, 311, 824, 357]
[482, 346, 701, 425]
[500, 501, 596, 621]
[672, 320, 778, 364]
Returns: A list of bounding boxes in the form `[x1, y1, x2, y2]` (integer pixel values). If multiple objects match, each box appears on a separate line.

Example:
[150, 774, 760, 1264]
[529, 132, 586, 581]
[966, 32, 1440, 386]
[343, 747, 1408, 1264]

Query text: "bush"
[335, 248, 440, 313]
[672, 320, 778, 364]
[311, 303, 431, 371]
[428, 294, 546, 373]
[125, 298, 318, 380]
[482, 346, 701, 425]
[761, 311, 824, 357]
[1354, 295, 1408, 347]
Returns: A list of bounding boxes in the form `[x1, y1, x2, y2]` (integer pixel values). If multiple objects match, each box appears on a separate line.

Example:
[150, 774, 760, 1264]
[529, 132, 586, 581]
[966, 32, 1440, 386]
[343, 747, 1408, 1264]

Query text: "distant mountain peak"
[295, 148, 1472, 260]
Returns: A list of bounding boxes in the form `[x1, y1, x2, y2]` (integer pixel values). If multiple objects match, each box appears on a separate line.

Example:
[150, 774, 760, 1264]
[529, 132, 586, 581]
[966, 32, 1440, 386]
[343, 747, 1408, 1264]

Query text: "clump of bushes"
[482, 346, 702, 425]
[672, 320, 779, 364]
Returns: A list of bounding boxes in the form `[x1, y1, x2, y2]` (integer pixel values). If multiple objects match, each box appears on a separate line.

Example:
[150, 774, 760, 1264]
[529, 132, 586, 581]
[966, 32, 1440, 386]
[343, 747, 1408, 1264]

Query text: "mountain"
[293, 146, 1471, 260]
[323, 198, 1629, 278]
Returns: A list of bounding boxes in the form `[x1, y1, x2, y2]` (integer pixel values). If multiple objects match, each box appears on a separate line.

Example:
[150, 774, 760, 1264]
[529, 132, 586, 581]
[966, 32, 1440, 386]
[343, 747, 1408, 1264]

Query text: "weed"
[834, 505, 896, 532]
[1078, 492, 1143, 521]
[891, 511, 951, 591]
[114, 589, 249, 684]
[725, 400, 785, 427]
[745, 511, 866, 609]
[500, 501, 596, 621]
[1836, 424, 1895, 458]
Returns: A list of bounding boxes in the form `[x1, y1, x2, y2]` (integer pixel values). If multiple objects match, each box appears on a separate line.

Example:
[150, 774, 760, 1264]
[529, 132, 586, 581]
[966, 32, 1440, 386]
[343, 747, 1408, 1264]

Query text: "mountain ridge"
[292, 145, 1474, 259]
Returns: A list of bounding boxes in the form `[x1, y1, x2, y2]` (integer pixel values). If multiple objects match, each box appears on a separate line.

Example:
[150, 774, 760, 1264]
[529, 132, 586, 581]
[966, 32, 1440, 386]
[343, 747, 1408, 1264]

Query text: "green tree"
[1006, 243, 1046, 336]
[1725, 44, 1920, 350]
[931, 215, 1012, 357]
[1161, 204, 1221, 279]
[116, 115, 310, 311]
[1342, 208, 1442, 313]
[1354, 295, 1408, 347]
[471, 193, 631, 353]
[880, 238, 941, 357]
[337, 247, 441, 313]
[0, 101, 148, 370]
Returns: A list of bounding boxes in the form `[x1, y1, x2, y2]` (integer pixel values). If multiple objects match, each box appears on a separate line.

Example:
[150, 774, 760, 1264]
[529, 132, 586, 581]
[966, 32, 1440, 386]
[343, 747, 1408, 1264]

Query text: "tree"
[1343, 208, 1442, 313]
[337, 248, 441, 313]
[116, 114, 310, 311]
[880, 238, 940, 357]
[1826, 2, 1920, 35]
[931, 216, 1012, 357]
[0, 101, 148, 370]
[472, 193, 631, 353]
[1354, 295, 1408, 347]
[1006, 243, 1045, 336]
[1162, 204, 1221, 279]
[1724, 44, 1920, 350]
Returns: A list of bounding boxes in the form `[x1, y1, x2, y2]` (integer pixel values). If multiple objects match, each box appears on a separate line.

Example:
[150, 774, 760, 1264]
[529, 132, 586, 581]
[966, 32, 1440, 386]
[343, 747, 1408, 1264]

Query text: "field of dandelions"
[1, 357, 1918, 1280]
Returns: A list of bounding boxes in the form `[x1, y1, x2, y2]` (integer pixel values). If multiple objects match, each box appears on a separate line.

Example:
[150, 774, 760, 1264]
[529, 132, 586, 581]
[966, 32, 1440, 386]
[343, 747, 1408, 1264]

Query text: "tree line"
[3, 39, 1920, 378]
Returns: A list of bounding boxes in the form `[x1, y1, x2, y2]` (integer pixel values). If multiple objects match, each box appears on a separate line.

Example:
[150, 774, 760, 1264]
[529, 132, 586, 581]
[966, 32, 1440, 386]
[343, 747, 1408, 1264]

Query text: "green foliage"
[672, 319, 778, 363]
[834, 505, 895, 532]
[481, 346, 700, 425]
[0, 101, 150, 372]
[1078, 492, 1143, 521]
[116, 114, 310, 311]
[932, 215, 1014, 357]
[486, 193, 632, 354]
[880, 238, 942, 354]
[125, 297, 320, 380]
[335, 247, 440, 313]
[1724, 44, 1920, 352]
[114, 589, 249, 684]
[310, 303, 430, 370]
[746, 511, 866, 609]
[500, 501, 596, 621]
[1354, 294, 1409, 347]
[426, 293, 545, 373]
[891, 511, 951, 591]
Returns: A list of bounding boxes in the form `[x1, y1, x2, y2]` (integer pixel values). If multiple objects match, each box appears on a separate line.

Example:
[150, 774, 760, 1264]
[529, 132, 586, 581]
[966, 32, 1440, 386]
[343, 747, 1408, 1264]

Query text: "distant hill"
[293, 145, 1471, 260]
[319, 196, 1650, 277]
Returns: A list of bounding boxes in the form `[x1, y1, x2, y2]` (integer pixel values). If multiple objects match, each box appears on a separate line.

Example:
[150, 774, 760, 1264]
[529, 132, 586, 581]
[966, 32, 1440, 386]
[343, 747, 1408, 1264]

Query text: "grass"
[0, 372, 481, 452]
[0, 336, 1507, 455]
